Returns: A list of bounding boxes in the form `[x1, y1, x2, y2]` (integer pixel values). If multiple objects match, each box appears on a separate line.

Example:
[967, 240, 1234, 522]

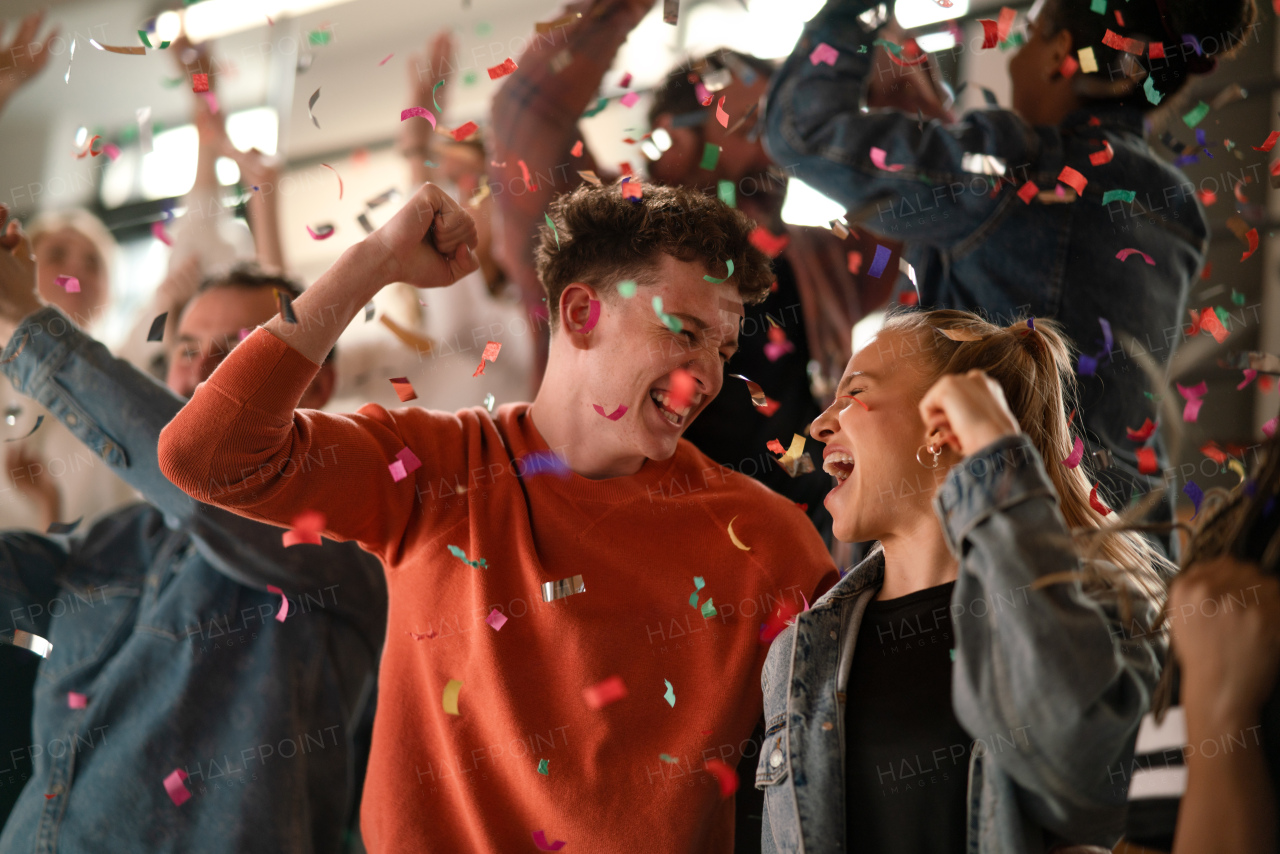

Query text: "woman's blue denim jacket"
[766, 0, 1209, 536]
[756, 436, 1164, 853]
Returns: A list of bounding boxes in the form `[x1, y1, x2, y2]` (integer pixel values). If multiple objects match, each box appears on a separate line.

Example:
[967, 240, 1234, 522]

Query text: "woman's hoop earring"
[916, 444, 941, 469]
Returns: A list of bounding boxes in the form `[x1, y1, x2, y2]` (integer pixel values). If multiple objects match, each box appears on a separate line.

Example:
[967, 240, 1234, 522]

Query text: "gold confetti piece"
[442, 679, 463, 715]
[1077, 46, 1098, 73]
[727, 515, 751, 551]
[535, 11, 581, 34]
[578, 170, 602, 187]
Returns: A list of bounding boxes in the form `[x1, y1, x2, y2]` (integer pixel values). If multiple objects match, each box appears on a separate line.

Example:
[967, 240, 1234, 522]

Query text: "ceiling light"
[895, 0, 969, 30]
[183, 0, 352, 43]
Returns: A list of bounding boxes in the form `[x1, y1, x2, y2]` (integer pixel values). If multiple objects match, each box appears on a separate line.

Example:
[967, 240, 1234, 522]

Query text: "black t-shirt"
[845, 582, 970, 854]
[681, 255, 833, 537]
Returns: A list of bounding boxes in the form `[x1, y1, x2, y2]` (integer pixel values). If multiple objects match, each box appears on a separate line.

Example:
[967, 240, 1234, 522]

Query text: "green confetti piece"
[703, 258, 734, 284]
[1089, 0, 1106, 14]
[423, 159, 437, 167]
[432, 80, 445, 113]
[1232, 289, 1246, 305]
[582, 97, 609, 118]
[463, 71, 478, 86]
[308, 29, 332, 45]
[652, 296, 682, 333]
[617, 279, 637, 298]
[1143, 76, 1163, 105]
[872, 38, 903, 59]
[447, 544, 488, 569]
[998, 32, 1024, 49]
[663, 679, 675, 707]
[700, 598, 717, 619]
[659, 753, 678, 764]
[688, 591, 699, 608]
[949, 648, 956, 662]
[475, 22, 492, 36]
[857, 45, 868, 53]
[161, 76, 184, 88]
[1214, 306, 1231, 329]
[544, 212, 559, 248]
[119, 125, 139, 144]
[699, 142, 720, 171]
[694, 576, 705, 590]
[1182, 101, 1210, 129]
[717, 179, 736, 208]
[1102, 189, 1136, 204]
[537, 759, 549, 775]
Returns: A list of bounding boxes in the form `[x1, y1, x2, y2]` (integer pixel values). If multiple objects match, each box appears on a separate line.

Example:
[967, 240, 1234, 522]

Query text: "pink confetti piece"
[55, 275, 80, 293]
[592, 404, 628, 420]
[619, 71, 633, 87]
[715, 96, 729, 128]
[1177, 381, 1207, 422]
[67, 692, 87, 709]
[400, 106, 436, 128]
[378, 53, 394, 66]
[580, 299, 601, 334]
[809, 42, 839, 65]
[1061, 435, 1085, 468]
[266, 585, 290, 621]
[306, 224, 335, 240]
[320, 163, 343, 199]
[532, 831, 567, 851]
[163, 769, 191, 806]
[151, 220, 173, 246]
[1088, 140, 1114, 166]
[583, 675, 628, 709]
[282, 529, 321, 547]
[1057, 165, 1087, 194]
[396, 446, 422, 475]
[619, 91, 640, 108]
[870, 146, 904, 172]
[200, 91, 220, 115]
[485, 608, 508, 631]
[1115, 247, 1155, 265]
[102, 143, 121, 161]
[1238, 369, 1258, 390]
[1264, 417, 1277, 438]
[487, 57, 518, 79]
[695, 82, 711, 106]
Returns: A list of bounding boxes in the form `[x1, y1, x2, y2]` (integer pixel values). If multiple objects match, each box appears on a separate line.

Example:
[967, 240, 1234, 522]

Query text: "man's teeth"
[822, 452, 855, 481]
[650, 390, 696, 424]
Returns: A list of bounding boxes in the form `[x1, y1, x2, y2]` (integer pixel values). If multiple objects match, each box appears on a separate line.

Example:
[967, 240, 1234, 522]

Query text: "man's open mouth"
[650, 388, 696, 427]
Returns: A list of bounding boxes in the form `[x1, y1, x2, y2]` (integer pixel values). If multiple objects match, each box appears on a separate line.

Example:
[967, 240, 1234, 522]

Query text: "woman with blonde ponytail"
[757, 307, 1167, 854]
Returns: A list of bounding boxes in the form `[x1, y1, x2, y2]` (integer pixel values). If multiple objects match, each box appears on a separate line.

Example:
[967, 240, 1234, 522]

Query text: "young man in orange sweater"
[158, 180, 836, 852]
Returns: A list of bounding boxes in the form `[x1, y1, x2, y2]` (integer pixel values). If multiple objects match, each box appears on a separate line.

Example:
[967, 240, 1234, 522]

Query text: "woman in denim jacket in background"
[765, 0, 1256, 554]
[757, 309, 1169, 853]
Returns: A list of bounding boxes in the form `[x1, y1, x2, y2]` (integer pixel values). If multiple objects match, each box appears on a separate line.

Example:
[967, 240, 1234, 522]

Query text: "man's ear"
[559, 283, 600, 351]
[300, 361, 337, 409]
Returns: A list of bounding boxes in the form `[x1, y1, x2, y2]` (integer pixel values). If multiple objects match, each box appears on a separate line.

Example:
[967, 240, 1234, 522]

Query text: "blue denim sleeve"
[766, 0, 1040, 247]
[934, 434, 1160, 843]
[0, 309, 386, 634]
[0, 531, 68, 638]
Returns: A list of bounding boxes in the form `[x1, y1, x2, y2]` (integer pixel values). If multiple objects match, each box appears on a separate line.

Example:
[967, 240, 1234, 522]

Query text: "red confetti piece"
[1198, 189, 1216, 206]
[191, 73, 209, 93]
[1136, 447, 1158, 475]
[847, 251, 862, 274]
[1088, 141, 1114, 166]
[570, 139, 583, 156]
[997, 6, 1016, 40]
[1185, 308, 1202, 337]
[282, 510, 324, 547]
[715, 96, 729, 128]
[1102, 29, 1145, 55]
[766, 439, 786, 454]
[1057, 165, 1087, 195]
[706, 758, 739, 798]
[979, 20, 999, 49]
[1059, 55, 1079, 77]
[1088, 483, 1113, 516]
[621, 179, 643, 201]
[760, 599, 803, 643]
[1200, 441, 1228, 465]
[487, 57, 518, 80]
[1253, 132, 1280, 153]
[1198, 309, 1229, 344]
[1126, 418, 1157, 441]
[898, 290, 919, 306]
[583, 675, 628, 709]
[592, 404, 628, 420]
[1115, 247, 1155, 265]
[1234, 181, 1249, 204]
[1148, 41, 1165, 59]
[758, 397, 781, 417]
[389, 376, 418, 402]
[473, 341, 501, 376]
[1114, 9, 1125, 26]
[619, 71, 632, 87]
[668, 368, 696, 413]
[1017, 181, 1039, 204]
[1242, 228, 1259, 260]
[749, 226, 790, 258]
[452, 121, 478, 142]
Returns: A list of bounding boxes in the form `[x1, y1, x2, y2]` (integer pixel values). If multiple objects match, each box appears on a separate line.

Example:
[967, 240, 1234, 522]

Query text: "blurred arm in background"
[0, 11, 56, 119]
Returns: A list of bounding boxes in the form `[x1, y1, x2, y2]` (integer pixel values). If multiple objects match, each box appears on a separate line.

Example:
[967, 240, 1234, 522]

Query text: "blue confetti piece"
[1099, 317, 1113, 356]
[1078, 354, 1098, 376]
[516, 451, 570, 477]
[1183, 480, 1204, 518]
[867, 244, 892, 278]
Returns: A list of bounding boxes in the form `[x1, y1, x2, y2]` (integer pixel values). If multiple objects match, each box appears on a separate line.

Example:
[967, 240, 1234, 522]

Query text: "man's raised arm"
[158, 183, 479, 552]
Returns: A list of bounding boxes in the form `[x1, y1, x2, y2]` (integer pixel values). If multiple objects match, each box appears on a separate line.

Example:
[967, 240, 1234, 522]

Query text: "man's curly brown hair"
[534, 181, 773, 328]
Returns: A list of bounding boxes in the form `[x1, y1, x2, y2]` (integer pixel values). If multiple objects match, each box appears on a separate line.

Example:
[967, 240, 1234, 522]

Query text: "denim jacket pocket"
[756, 712, 790, 789]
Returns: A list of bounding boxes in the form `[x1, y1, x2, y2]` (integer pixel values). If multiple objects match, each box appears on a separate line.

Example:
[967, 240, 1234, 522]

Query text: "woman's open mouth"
[822, 452, 854, 494]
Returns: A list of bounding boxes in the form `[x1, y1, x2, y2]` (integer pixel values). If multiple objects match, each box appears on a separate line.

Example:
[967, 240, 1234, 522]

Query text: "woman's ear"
[559, 283, 599, 349]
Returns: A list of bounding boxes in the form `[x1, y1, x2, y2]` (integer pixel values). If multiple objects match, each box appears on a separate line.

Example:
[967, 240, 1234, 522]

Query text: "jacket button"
[822, 721, 833, 731]
[769, 749, 784, 768]
[829, 630, 837, 639]
[66, 414, 78, 426]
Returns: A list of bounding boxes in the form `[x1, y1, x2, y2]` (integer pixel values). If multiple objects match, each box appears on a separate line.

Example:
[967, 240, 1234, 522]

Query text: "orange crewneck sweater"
[159, 329, 835, 853]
